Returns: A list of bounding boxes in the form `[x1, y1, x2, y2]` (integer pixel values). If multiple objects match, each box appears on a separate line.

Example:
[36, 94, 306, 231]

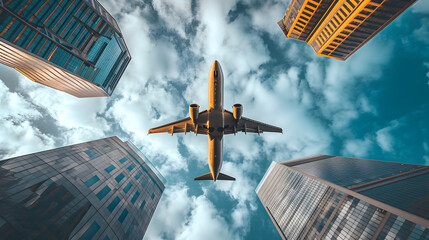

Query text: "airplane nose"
[212, 60, 219, 70]
[211, 60, 222, 78]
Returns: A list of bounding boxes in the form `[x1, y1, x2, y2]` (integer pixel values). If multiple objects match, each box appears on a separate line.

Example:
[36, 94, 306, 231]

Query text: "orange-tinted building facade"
[0, 0, 131, 97]
[278, 0, 417, 60]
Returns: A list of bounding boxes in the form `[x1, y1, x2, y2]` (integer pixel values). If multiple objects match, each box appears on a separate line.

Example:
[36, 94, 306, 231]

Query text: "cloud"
[144, 184, 236, 240]
[176, 194, 235, 240]
[152, 0, 193, 38]
[315, 36, 393, 135]
[144, 184, 192, 240]
[106, 88, 188, 176]
[0, 80, 55, 159]
[376, 121, 399, 152]
[16, 75, 110, 144]
[342, 136, 372, 157]
[212, 161, 258, 232]
[0, 79, 40, 121]
[248, 0, 288, 36]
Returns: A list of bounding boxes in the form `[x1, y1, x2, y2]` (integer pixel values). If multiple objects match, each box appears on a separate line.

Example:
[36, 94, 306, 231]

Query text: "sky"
[0, 0, 428, 239]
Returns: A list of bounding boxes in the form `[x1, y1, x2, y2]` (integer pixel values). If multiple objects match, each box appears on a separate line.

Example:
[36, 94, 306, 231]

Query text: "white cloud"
[342, 136, 372, 157]
[0, 80, 55, 159]
[176, 195, 235, 240]
[0, 121, 55, 159]
[116, 8, 181, 89]
[212, 161, 258, 232]
[0, 79, 40, 121]
[152, 0, 193, 38]
[190, 0, 270, 77]
[315, 36, 394, 135]
[248, 0, 288, 36]
[144, 184, 236, 240]
[106, 87, 188, 176]
[17, 75, 110, 145]
[376, 121, 399, 152]
[144, 184, 192, 240]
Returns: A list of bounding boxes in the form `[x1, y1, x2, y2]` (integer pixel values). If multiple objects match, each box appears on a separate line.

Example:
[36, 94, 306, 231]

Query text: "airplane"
[148, 60, 283, 181]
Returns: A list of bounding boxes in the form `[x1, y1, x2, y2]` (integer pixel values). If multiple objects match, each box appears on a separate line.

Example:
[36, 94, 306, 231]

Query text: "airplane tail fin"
[194, 172, 235, 181]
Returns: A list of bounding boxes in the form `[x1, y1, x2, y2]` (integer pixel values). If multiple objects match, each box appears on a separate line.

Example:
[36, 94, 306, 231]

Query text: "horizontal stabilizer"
[218, 173, 235, 181]
[194, 173, 213, 181]
[194, 172, 236, 181]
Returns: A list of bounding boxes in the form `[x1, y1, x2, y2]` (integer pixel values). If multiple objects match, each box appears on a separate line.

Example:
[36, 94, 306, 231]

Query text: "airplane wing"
[148, 110, 209, 135]
[223, 110, 283, 135]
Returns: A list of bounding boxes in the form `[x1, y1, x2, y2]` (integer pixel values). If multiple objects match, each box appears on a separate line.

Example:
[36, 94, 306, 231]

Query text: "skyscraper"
[0, 136, 165, 239]
[278, 0, 417, 60]
[256, 155, 429, 240]
[0, 0, 131, 97]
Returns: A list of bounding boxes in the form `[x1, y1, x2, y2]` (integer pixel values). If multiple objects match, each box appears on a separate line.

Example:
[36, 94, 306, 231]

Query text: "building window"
[118, 209, 128, 223]
[127, 164, 135, 171]
[84, 149, 98, 158]
[119, 157, 127, 164]
[79, 221, 100, 240]
[131, 192, 140, 204]
[115, 173, 125, 183]
[85, 175, 100, 187]
[96, 186, 111, 200]
[123, 182, 132, 193]
[141, 180, 147, 188]
[105, 165, 115, 173]
[126, 221, 135, 237]
[140, 200, 146, 210]
[134, 171, 142, 180]
[107, 197, 120, 212]
[151, 193, 155, 200]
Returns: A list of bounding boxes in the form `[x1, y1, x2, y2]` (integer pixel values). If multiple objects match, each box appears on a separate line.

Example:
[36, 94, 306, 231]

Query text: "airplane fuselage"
[207, 61, 224, 181]
[148, 60, 283, 181]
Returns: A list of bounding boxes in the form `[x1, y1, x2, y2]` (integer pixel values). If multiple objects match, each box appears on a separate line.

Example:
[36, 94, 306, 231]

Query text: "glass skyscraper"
[0, 0, 131, 97]
[256, 155, 429, 240]
[0, 136, 165, 239]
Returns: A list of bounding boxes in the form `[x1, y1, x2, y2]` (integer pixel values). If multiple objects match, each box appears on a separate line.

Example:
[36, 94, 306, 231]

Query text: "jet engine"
[233, 104, 243, 121]
[189, 104, 200, 125]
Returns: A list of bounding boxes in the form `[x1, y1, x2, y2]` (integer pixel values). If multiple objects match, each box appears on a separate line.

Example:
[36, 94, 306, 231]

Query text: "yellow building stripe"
[316, 52, 344, 60]
[317, 0, 386, 56]
[287, 0, 311, 37]
[307, 0, 347, 44]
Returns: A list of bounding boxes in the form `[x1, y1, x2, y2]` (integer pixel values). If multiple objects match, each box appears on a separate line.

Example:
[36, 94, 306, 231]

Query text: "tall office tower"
[278, 0, 417, 60]
[256, 155, 429, 240]
[0, 0, 131, 97]
[0, 136, 165, 239]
